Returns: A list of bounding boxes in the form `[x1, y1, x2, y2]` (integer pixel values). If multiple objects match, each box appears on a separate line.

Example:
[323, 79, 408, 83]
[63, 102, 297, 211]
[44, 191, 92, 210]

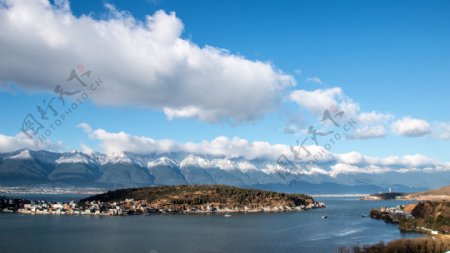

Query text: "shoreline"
[311, 194, 368, 198]
[0, 193, 370, 200]
[370, 202, 449, 236]
[1, 195, 326, 217]
[1, 207, 325, 216]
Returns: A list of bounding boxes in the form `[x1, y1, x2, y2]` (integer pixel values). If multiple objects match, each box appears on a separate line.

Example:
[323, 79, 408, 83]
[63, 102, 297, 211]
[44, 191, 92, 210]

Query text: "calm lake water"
[0, 196, 424, 253]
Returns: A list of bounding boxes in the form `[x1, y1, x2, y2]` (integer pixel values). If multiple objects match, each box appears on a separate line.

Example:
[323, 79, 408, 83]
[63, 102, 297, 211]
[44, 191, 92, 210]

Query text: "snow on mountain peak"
[211, 158, 237, 170]
[180, 154, 211, 168]
[8, 149, 33, 160]
[147, 157, 179, 168]
[236, 161, 258, 172]
[105, 152, 134, 164]
[56, 153, 92, 164]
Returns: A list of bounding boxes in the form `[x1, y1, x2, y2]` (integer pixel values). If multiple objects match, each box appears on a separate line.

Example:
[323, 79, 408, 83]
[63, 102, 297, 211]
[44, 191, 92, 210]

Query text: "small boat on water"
[321, 215, 328, 219]
[224, 214, 232, 218]
[361, 214, 368, 217]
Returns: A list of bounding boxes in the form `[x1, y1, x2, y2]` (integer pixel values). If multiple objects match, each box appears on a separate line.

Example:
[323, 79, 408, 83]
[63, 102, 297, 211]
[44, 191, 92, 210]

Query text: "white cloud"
[73, 123, 450, 176]
[391, 117, 431, 137]
[305, 77, 323, 84]
[289, 87, 435, 140]
[302, 166, 329, 175]
[0, 132, 63, 152]
[289, 87, 444, 142]
[353, 125, 386, 139]
[351, 112, 392, 139]
[330, 163, 364, 177]
[1, 125, 448, 177]
[283, 124, 301, 134]
[434, 122, 450, 140]
[290, 88, 393, 127]
[79, 143, 93, 155]
[357, 111, 393, 125]
[331, 164, 393, 176]
[330, 153, 442, 176]
[236, 161, 257, 172]
[336, 151, 365, 165]
[77, 122, 92, 134]
[289, 87, 360, 117]
[0, 0, 295, 123]
[379, 154, 435, 168]
[77, 122, 334, 162]
[79, 125, 178, 155]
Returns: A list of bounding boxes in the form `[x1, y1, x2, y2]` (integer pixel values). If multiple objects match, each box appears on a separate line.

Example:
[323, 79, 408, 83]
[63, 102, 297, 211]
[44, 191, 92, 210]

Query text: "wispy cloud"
[305, 77, 323, 84]
[294, 69, 302, 75]
[0, 132, 63, 152]
[357, 111, 393, 125]
[353, 125, 386, 139]
[433, 122, 450, 140]
[289, 87, 360, 117]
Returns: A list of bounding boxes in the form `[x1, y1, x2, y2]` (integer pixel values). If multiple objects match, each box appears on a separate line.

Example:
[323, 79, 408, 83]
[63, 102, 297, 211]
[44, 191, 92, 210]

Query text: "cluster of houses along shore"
[370, 205, 413, 223]
[370, 204, 446, 235]
[0, 196, 325, 216]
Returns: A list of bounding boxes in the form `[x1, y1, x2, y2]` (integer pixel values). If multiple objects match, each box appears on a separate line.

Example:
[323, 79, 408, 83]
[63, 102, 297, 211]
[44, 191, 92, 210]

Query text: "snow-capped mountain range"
[0, 149, 447, 193]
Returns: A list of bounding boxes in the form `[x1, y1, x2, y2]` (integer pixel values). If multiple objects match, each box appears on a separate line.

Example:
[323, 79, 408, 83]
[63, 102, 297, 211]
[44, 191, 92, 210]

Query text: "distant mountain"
[48, 152, 99, 184]
[0, 149, 55, 185]
[147, 157, 187, 185]
[0, 149, 442, 194]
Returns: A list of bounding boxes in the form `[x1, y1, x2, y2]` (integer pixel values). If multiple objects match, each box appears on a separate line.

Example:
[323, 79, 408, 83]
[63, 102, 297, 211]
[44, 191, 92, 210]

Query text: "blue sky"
[1, 0, 450, 164]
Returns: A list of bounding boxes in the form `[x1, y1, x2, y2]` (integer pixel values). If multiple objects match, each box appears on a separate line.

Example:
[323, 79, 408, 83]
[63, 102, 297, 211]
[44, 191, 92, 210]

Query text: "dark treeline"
[81, 185, 315, 207]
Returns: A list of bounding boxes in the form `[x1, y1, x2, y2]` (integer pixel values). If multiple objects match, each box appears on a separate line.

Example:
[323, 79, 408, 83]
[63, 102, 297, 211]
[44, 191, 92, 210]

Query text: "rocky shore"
[370, 201, 450, 235]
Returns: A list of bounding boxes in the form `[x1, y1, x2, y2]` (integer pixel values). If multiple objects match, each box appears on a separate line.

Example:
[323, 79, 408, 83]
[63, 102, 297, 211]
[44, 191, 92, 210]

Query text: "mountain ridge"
[0, 149, 441, 193]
